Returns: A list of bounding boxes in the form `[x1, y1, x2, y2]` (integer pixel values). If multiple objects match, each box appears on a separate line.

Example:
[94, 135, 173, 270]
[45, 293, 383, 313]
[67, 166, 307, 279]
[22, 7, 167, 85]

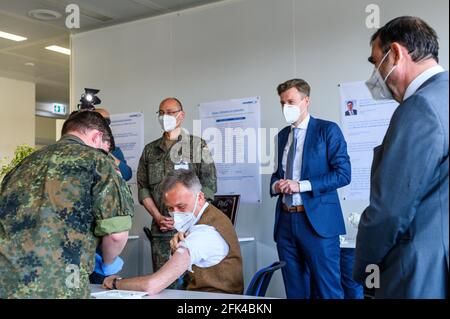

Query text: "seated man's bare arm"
[103, 247, 190, 295]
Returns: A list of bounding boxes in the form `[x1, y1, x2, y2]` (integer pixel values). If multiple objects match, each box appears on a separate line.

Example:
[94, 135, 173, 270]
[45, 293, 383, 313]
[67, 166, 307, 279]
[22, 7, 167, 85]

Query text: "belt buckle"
[283, 204, 296, 213]
[291, 205, 304, 213]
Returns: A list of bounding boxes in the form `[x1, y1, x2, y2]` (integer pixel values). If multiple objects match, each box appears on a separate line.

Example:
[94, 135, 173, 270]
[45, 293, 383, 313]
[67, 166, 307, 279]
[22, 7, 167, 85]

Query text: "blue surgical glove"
[94, 253, 124, 276]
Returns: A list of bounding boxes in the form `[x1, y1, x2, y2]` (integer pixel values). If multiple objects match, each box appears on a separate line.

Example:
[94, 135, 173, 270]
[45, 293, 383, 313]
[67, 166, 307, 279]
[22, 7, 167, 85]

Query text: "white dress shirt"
[403, 65, 445, 101]
[178, 202, 230, 272]
[272, 114, 313, 206]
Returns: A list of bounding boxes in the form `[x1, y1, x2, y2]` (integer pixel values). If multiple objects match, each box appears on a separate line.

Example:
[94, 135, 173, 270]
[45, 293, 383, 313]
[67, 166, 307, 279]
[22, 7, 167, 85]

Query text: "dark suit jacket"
[270, 116, 351, 240]
[353, 71, 449, 298]
[345, 109, 357, 116]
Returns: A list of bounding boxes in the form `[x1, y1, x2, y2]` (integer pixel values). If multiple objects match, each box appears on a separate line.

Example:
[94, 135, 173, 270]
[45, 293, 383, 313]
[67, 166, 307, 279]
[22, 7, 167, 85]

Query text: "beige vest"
[187, 204, 244, 294]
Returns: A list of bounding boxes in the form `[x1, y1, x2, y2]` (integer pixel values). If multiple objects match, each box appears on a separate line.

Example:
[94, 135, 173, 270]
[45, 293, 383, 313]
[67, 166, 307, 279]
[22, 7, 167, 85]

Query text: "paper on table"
[91, 290, 148, 299]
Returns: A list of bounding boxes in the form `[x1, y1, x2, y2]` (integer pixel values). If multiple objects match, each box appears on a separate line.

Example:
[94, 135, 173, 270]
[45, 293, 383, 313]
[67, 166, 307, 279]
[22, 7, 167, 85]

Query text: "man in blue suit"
[270, 79, 351, 299]
[353, 16, 449, 299]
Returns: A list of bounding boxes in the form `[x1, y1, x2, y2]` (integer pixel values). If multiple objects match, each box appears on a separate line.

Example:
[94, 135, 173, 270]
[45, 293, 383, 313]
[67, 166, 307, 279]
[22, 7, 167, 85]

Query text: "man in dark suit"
[354, 16, 448, 298]
[270, 79, 351, 298]
[344, 101, 357, 116]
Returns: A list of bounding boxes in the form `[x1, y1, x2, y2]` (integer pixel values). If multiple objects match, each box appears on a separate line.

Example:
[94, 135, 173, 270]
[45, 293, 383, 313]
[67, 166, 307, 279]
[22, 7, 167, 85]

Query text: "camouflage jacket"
[137, 128, 217, 237]
[0, 135, 134, 299]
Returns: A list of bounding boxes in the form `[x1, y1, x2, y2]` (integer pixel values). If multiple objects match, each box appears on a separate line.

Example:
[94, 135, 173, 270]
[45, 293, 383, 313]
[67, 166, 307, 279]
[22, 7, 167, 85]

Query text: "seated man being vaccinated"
[103, 169, 244, 295]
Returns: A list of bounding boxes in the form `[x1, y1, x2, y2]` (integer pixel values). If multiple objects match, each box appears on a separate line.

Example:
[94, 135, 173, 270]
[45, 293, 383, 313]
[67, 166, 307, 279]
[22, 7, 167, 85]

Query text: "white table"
[128, 235, 255, 242]
[91, 284, 274, 299]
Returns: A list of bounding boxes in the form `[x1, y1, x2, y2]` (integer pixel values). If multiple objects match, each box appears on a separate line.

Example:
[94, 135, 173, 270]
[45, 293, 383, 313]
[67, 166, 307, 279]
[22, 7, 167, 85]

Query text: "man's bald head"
[159, 97, 183, 110]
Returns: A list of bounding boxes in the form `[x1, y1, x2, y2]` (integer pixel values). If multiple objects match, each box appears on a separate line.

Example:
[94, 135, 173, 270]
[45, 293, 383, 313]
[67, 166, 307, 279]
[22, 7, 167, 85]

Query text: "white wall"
[0, 77, 35, 160]
[35, 116, 57, 148]
[72, 0, 449, 298]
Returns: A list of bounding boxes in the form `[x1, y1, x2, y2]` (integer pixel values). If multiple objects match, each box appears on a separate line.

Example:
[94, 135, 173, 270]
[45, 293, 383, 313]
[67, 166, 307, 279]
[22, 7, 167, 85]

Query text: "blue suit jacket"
[353, 71, 449, 298]
[270, 116, 351, 240]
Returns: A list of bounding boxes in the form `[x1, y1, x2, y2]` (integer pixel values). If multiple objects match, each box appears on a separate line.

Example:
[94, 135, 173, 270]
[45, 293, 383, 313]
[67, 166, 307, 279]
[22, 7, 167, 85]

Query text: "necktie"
[285, 128, 300, 207]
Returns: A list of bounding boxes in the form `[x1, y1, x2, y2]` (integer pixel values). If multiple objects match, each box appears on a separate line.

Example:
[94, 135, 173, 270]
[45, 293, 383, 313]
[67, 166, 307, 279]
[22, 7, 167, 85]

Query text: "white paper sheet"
[91, 289, 148, 299]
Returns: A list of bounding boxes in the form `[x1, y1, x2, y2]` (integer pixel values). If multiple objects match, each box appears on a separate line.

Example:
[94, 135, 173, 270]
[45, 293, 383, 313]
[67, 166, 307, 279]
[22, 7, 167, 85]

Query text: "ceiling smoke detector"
[28, 9, 62, 21]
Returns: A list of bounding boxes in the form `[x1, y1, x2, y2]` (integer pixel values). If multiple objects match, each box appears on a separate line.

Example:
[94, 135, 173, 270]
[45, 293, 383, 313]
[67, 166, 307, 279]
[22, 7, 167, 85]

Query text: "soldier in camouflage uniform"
[0, 111, 134, 298]
[137, 97, 217, 289]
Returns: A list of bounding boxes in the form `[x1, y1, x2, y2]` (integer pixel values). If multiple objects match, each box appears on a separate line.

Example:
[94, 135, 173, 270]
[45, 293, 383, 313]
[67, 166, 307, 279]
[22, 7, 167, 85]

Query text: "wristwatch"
[112, 277, 122, 290]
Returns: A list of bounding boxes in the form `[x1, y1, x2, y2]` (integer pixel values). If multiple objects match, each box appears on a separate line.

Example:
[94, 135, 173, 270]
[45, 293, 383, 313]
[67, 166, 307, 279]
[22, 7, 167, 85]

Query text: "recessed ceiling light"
[25, 62, 35, 67]
[28, 9, 62, 21]
[45, 45, 71, 56]
[0, 30, 27, 42]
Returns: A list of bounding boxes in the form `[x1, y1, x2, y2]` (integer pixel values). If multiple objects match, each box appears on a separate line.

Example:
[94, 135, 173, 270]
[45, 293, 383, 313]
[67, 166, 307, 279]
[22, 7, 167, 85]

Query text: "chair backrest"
[211, 194, 240, 227]
[245, 261, 286, 297]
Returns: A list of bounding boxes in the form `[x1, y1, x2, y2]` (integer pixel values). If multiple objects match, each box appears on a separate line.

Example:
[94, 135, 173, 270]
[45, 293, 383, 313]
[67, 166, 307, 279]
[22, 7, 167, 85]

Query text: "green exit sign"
[52, 104, 66, 115]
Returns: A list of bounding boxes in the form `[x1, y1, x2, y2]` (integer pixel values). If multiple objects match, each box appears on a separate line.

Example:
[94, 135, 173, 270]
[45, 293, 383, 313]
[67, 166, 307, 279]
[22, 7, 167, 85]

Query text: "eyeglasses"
[157, 109, 182, 116]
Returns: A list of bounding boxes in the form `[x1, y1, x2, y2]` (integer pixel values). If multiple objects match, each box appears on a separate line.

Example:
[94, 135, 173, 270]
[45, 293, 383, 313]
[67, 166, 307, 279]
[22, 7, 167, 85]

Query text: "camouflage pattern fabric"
[0, 135, 134, 299]
[137, 128, 217, 238]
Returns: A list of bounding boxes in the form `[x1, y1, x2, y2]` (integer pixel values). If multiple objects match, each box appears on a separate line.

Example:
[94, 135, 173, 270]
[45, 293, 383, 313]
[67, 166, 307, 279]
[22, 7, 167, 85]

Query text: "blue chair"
[245, 261, 286, 297]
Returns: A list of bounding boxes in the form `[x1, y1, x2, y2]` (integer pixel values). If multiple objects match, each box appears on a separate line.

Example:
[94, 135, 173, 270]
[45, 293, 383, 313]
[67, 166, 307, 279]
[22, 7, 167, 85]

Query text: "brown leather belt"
[282, 203, 305, 213]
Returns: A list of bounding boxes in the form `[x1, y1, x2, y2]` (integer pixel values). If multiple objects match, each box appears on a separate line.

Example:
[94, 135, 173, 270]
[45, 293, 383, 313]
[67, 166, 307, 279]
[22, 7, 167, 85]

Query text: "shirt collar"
[59, 134, 86, 145]
[292, 114, 310, 130]
[403, 65, 445, 101]
[158, 127, 187, 151]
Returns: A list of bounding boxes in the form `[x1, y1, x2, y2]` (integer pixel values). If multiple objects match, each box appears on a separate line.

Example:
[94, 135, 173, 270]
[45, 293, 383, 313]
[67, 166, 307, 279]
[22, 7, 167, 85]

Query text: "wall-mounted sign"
[52, 104, 66, 115]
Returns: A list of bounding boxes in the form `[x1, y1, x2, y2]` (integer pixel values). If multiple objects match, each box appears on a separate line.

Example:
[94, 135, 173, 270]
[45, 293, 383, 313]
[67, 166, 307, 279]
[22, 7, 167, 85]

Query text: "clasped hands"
[275, 179, 300, 194]
[155, 214, 174, 232]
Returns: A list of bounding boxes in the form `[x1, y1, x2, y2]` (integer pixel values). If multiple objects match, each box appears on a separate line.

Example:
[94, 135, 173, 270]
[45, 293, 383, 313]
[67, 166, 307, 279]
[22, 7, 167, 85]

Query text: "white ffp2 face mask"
[365, 49, 397, 100]
[283, 103, 307, 124]
[158, 114, 177, 132]
[283, 104, 300, 124]
[173, 193, 199, 233]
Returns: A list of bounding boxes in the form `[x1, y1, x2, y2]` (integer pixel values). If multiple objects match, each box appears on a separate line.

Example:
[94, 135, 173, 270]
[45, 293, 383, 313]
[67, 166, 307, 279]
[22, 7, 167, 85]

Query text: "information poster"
[110, 112, 145, 185]
[339, 82, 398, 248]
[199, 97, 262, 203]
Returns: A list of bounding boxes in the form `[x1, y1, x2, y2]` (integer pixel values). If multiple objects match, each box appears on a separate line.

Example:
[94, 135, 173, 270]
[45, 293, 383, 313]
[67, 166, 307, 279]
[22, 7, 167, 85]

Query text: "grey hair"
[160, 169, 202, 195]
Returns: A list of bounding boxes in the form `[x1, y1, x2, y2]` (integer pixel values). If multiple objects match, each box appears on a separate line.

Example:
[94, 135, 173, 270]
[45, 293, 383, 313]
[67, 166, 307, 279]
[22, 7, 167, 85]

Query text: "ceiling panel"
[0, 12, 64, 42]
[148, 0, 223, 11]
[0, 0, 227, 105]
[70, 0, 158, 19]
[0, 0, 62, 19]
[0, 37, 16, 50]
[11, 43, 69, 67]
[0, 0, 109, 31]
[0, 52, 66, 78]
